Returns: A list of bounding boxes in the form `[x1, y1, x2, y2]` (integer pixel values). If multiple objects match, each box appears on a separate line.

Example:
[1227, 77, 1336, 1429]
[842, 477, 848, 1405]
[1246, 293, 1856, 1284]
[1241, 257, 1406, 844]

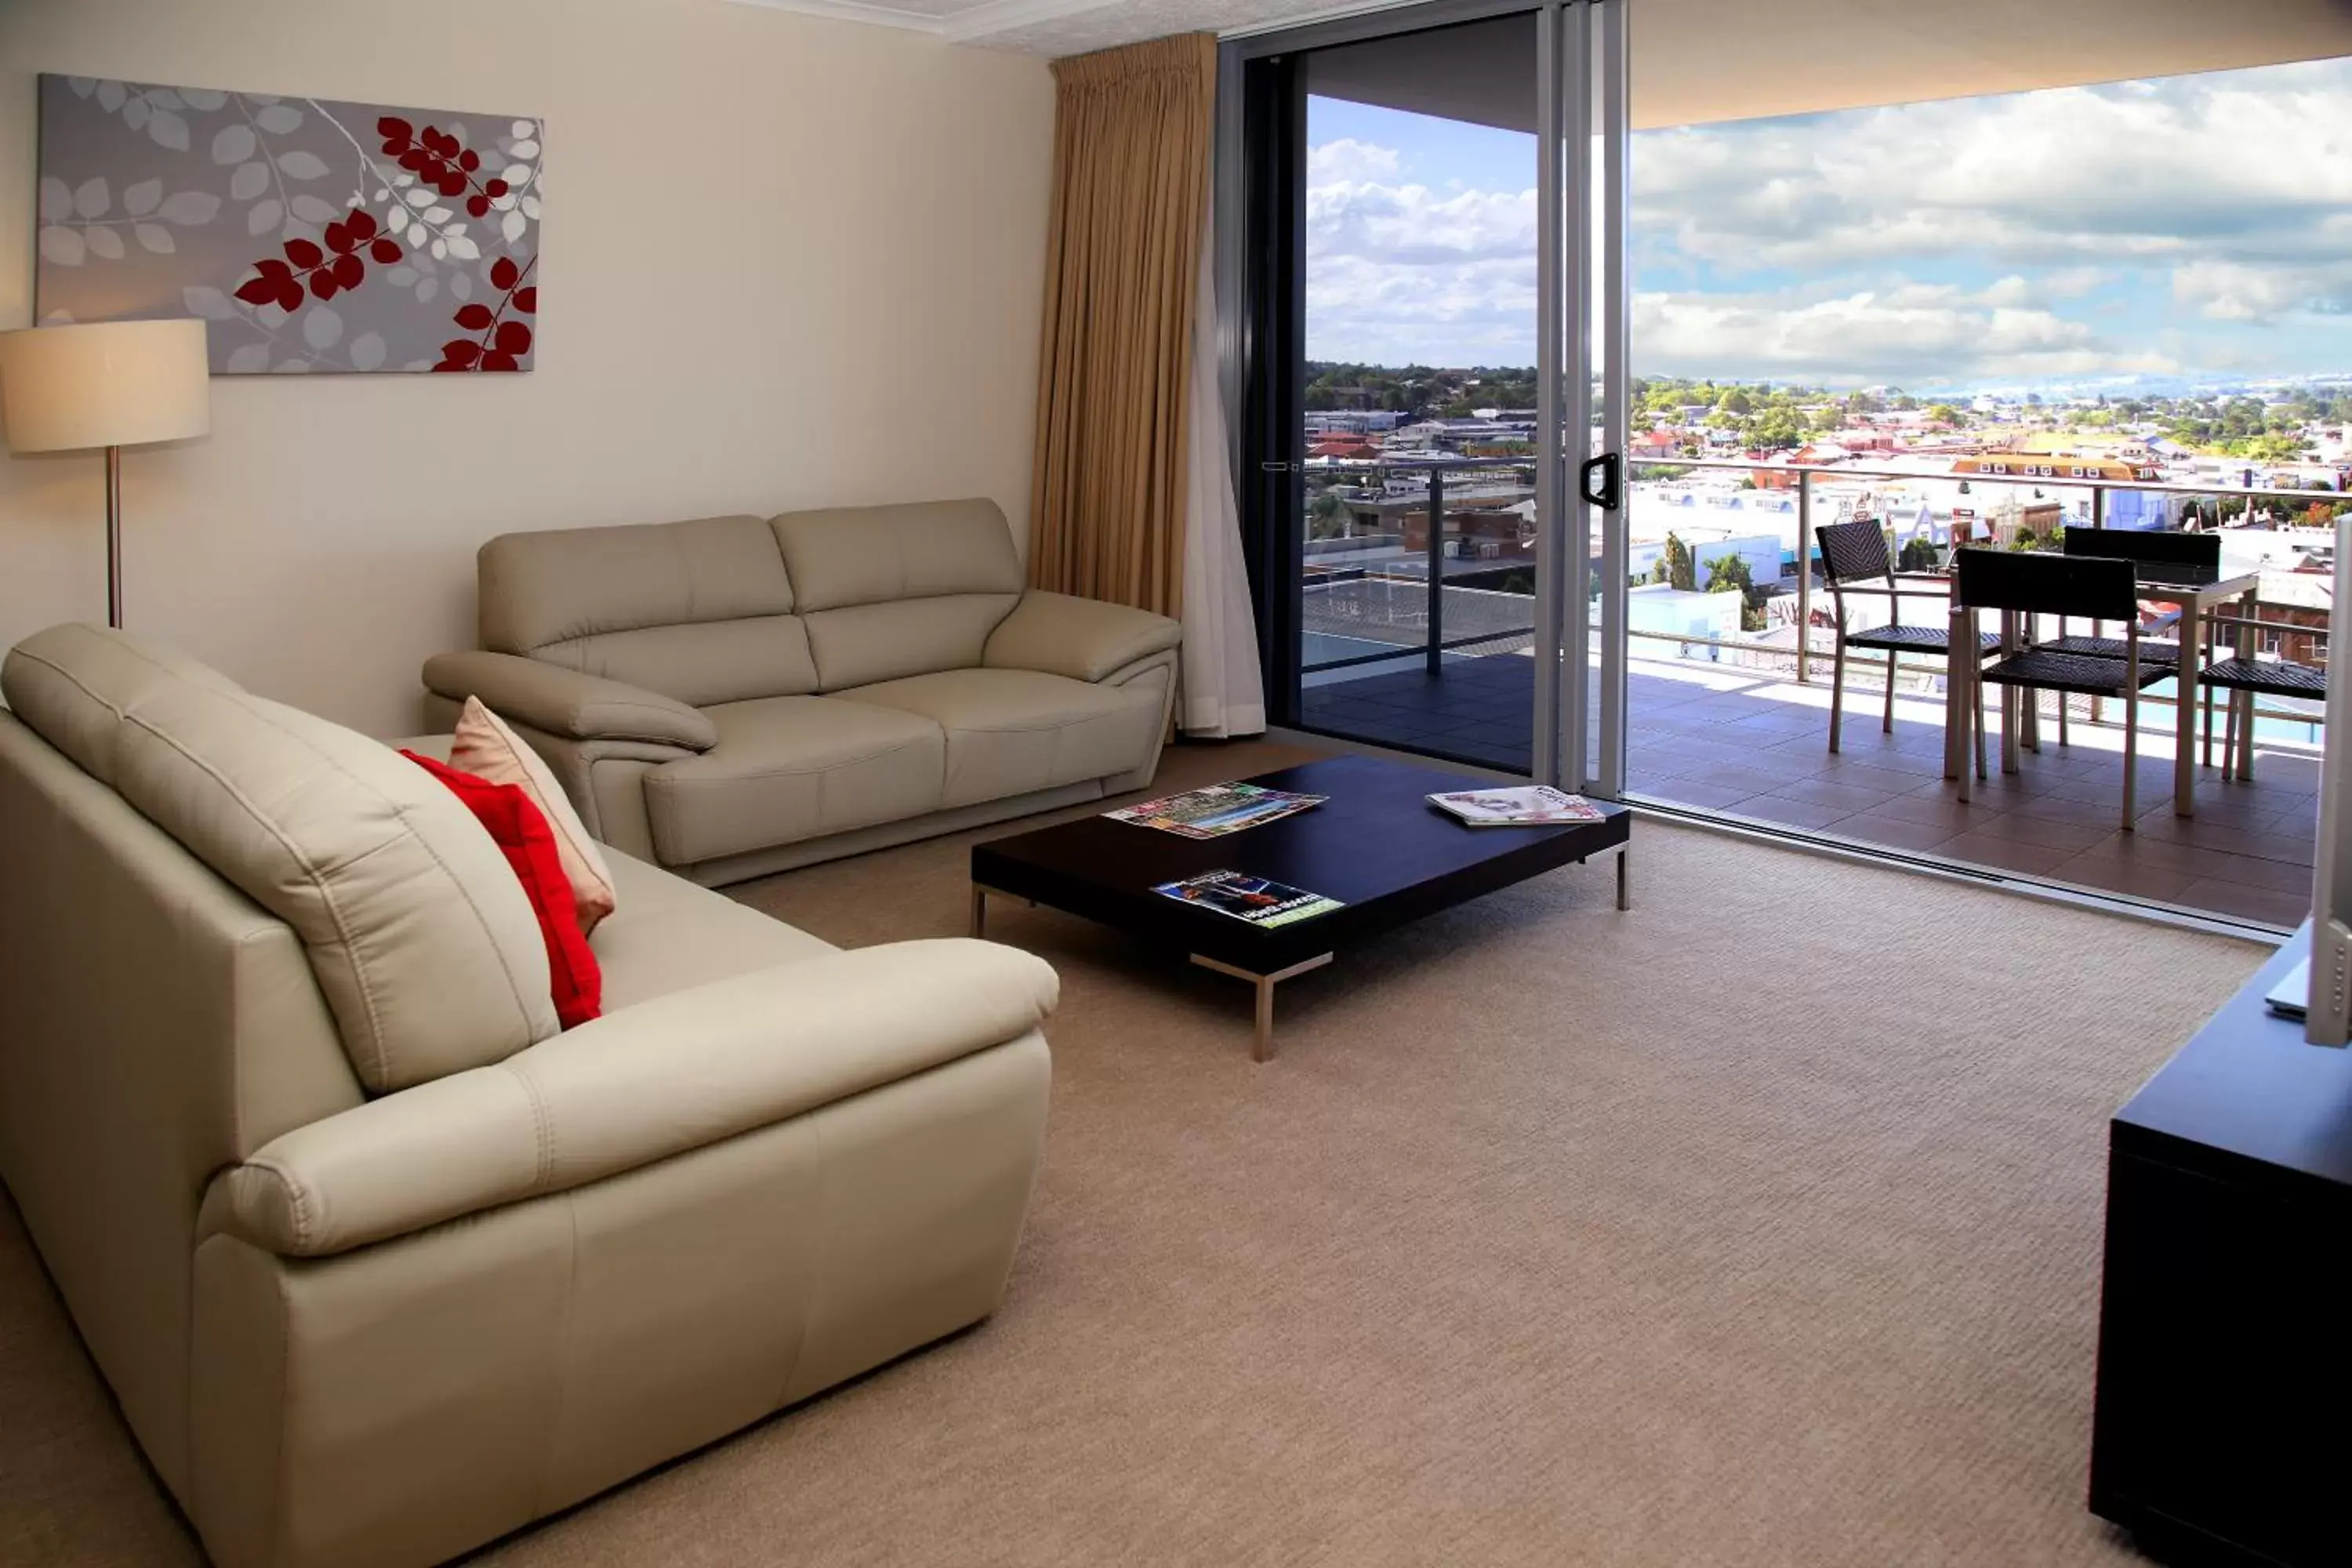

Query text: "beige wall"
[0, 0, 1055, 734]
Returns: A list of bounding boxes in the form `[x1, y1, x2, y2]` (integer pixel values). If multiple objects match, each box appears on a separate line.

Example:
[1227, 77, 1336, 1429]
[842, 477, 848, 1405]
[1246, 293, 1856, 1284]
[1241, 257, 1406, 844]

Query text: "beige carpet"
[0, 739, 2270, 1567]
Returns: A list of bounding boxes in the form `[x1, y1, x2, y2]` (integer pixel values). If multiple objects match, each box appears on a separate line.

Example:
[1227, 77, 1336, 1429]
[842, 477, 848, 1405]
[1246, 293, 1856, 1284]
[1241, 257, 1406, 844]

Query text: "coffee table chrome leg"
[1189, 952, 1334, 1062]
[1616, 844, 1630, 912]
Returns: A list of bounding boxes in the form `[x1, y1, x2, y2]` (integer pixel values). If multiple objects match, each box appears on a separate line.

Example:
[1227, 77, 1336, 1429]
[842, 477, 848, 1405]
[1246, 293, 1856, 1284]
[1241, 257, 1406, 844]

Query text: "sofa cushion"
[480, 517, 818, 706]
[2, 625, 559, 1094]
[642, 696, 946, 866]
[771, 499, 1025, 690]
[590, 851, 837, 1011]
[841, 668, 1164, 810]
[405, 751, 603, 1030]
[450, 696, 617, 935]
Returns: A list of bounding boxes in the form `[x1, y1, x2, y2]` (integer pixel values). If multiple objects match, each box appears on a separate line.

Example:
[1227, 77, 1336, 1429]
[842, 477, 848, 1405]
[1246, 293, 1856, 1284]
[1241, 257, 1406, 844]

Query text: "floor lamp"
[0, 318, 211, 630]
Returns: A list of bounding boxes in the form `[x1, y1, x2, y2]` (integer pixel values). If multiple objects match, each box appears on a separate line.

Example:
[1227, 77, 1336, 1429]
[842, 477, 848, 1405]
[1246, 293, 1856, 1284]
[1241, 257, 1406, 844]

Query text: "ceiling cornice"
[724, 0, 1138, 43]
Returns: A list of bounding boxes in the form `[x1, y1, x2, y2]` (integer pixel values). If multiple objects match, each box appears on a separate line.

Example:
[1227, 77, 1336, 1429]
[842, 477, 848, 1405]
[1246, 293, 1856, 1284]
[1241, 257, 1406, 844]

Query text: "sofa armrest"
[422, 650, 717, 752]
[984, 590, 1181, 684]
[213, 939, 1057, 1258]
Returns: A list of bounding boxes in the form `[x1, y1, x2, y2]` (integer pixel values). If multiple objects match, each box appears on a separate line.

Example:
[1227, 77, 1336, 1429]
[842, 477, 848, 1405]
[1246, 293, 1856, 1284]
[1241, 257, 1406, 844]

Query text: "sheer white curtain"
[1179, 208, 1265, 737]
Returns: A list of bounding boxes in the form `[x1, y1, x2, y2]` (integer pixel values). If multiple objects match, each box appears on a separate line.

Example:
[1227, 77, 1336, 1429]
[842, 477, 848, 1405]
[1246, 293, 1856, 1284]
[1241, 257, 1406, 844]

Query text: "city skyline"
[1305, 56, 2352, 390]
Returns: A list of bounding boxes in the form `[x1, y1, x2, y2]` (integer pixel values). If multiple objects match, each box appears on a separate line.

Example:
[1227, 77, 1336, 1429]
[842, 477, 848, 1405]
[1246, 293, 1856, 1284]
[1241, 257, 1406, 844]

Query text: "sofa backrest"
[480, 514, 822, 707]
[770, 499, 1025, 691]
[0, 673, 369, 1499]
[2, 626, 559, 1094]
[474, 499, 1028, 704]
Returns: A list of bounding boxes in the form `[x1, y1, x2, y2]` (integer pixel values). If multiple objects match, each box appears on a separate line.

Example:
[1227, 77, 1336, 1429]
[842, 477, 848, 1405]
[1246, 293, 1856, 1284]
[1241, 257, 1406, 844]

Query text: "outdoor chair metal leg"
[1882, 649, 1897, 734]
[2122, 684, 2140, 832]
[2202, 684, 2215, 771]
[1974, 670, 1987, 779]
[1828, 637, 1846, 753]
[2237, 690, 2256, 783]
[2001, 683, 2018, 775]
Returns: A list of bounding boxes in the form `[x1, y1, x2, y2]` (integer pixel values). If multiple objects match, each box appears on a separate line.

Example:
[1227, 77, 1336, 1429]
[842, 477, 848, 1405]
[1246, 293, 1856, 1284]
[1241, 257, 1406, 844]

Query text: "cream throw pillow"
[449, 695, 619, 935]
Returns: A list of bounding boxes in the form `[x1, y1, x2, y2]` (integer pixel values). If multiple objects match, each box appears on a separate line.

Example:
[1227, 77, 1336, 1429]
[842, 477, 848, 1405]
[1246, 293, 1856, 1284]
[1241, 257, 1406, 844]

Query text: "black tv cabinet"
[2089, 922, 2352, 1566]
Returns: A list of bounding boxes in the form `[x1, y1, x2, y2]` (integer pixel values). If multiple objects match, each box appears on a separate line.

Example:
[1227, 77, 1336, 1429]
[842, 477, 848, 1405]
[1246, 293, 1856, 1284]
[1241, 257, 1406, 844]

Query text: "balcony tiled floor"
[1298, 652, 2320, 929]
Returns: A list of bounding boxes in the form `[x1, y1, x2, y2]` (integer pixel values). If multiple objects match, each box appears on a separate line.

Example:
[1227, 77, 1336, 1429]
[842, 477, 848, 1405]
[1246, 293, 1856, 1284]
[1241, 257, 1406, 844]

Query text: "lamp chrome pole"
[104, 443, 123, 629]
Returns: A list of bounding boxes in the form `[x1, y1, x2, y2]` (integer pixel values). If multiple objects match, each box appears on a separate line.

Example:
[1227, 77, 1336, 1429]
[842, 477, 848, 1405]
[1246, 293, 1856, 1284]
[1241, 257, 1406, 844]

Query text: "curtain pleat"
[1028, 33, 1217, 620]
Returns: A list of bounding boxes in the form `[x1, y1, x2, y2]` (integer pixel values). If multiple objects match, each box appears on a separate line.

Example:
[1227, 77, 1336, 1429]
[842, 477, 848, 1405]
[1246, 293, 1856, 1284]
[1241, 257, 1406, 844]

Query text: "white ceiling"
[728, 0, 2352, 124]
[723, 0, 1374, 53]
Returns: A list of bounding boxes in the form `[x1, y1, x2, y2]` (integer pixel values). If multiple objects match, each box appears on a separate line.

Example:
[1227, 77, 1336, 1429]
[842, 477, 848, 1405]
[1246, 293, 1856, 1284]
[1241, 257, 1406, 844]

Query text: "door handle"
[1581, 453, 1622, 510]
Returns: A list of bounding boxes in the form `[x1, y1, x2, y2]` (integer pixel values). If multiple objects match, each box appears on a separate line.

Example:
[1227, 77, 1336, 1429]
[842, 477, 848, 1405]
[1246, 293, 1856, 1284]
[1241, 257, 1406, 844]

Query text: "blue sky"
[1305, 57, 2352, 389]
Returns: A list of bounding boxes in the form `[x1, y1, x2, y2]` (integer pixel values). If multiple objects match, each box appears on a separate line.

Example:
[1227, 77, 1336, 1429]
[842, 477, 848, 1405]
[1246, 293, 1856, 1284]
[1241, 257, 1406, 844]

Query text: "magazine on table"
[1426, 784, 1606, 826]
[1105, 782, 1326, 839]
[1152, 869, 1343, 928]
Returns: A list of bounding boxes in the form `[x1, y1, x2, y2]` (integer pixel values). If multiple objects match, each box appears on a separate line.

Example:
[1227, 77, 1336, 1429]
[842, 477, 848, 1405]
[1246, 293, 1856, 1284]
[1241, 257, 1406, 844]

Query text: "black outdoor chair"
[2031, 527, 2223, 745]
[2201, 638, 2328, 783]
[1955, 548, 2172, 829]
[1815, 518, 1993, 769]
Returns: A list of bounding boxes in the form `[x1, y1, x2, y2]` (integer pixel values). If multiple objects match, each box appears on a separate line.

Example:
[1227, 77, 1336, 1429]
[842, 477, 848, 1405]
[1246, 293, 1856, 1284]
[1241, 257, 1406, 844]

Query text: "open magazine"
[1426, 784, 1606, 826]
[1105, 782, 1326, 839]
[1152, 870, 1343, 928]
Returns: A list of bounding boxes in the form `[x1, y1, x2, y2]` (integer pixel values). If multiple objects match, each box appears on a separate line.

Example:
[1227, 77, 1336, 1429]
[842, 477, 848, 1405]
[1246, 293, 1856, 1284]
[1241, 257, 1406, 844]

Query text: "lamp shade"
[0, 318, 211, 453]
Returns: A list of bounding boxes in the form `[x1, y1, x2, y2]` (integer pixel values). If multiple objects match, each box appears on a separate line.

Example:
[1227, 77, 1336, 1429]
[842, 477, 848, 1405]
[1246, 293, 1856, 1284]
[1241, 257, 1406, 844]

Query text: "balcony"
[1294, 459, 2330, 930]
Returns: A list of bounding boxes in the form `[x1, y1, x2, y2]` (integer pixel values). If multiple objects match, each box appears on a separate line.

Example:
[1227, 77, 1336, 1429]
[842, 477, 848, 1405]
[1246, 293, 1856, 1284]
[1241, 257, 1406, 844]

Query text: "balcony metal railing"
[1298, 451, 2339, 735]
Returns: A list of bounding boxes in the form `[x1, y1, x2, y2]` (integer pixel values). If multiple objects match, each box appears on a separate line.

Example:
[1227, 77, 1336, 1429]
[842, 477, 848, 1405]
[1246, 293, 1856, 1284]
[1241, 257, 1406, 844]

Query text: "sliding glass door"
[1221, 0, 1632, 793]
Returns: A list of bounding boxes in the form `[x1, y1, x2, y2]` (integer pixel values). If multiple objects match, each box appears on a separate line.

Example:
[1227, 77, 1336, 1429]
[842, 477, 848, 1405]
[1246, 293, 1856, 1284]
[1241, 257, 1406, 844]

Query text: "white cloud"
[1632, 286, 2180, 385]
[1305, 57, 2352, 374]
[1305, 137, 1401, 184]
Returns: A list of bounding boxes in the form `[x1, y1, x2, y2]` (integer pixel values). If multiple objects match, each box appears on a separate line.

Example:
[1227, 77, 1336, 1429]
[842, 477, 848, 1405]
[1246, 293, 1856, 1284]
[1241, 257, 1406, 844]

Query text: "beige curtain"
[1028, 33, 1217, 619]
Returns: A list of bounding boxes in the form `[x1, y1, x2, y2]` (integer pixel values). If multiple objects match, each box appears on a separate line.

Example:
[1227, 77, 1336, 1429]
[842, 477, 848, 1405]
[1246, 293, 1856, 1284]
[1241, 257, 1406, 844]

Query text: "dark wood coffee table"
[969, 754, 1632, 1060]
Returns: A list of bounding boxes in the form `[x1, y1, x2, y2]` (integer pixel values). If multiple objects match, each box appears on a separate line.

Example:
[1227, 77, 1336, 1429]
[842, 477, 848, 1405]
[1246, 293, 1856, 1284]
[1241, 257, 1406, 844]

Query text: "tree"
[1897, 536, 1941, 573]
[1704, 554, 1766, 632]
[1662, 532, 1695, 592]
[1926, 403, 1962, 426]
[1717, 388, 1754, 416]
[1306, 490, 1354, 540]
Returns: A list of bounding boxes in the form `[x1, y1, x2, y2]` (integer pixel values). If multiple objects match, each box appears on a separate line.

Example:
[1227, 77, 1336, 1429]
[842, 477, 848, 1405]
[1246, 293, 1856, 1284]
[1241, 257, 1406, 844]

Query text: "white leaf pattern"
[38, 227, 85, 266]
[247, 199, 283, 234]
[387, 266, 418, 287]
[349, 332, 387, 372]
[501, 208, 527, 245]
[180, 87, 228, 111]
[147, 109, 189, 152]
[275, 150, 328, 180]
[226, 342, 272, 374]
[123, 178, 162, 217]
[134, 223, 175, 254]
[302, 305, 343, 350]
[183, 285, 236, 320]
[160, 191, 221, 225]
[84, 226, 124, 260]
[230, 162, 270, 201]
[253, 103, 303, 135]
[289, 194, 338, 225]
[417, 277, 439, 303]
[96, 80, 125, 113]
[38, 178, 71, 223]
[449, 271, 472, 302]
[74, 177, 108, 219]
[123, 96, 149, 130]
[212, 122, 256, 165]
[145, 88, 184, 111]
[67, 77, 96, 98]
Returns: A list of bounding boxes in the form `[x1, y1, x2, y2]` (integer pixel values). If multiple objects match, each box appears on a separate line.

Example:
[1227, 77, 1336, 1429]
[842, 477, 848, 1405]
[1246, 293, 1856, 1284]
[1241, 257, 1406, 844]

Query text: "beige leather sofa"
[423, 498, 1182, 885]
[0, 624, 1056, 1568]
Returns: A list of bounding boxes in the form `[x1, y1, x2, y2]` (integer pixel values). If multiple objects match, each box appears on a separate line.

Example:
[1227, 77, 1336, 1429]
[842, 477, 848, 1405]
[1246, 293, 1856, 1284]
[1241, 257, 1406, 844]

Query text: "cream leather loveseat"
[0, 625, 1056, 1568]
[423, 499, 1182, 884]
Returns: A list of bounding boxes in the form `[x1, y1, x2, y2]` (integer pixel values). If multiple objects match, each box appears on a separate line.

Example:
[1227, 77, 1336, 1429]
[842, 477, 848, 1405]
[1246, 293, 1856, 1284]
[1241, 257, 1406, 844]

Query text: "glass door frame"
[1214, 0, 1632, 793]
